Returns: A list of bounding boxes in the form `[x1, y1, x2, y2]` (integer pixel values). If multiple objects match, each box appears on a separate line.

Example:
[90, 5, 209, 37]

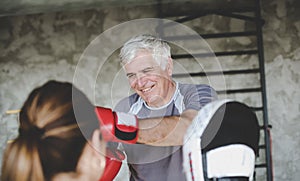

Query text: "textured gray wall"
[262, 0, 300, 180]
[0, 0, 299, 180]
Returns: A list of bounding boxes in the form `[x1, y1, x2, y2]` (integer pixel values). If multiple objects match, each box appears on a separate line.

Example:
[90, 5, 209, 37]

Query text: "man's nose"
[136, 73, 146, 87]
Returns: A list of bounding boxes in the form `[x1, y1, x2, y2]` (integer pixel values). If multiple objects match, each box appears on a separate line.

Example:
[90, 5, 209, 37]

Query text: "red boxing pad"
[95, 107, 138, 144]
[95, 107, 115, 142]
[99, 148, 125, 181]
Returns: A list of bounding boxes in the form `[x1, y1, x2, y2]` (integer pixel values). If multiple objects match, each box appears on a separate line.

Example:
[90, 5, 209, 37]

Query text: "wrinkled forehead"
[123, 51, 160, 72]
[133, 49, 155, 61]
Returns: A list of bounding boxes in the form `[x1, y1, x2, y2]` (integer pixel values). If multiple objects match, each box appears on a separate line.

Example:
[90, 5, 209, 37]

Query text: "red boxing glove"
[95, 107, 138, 144]
[99, 148, 125, 181]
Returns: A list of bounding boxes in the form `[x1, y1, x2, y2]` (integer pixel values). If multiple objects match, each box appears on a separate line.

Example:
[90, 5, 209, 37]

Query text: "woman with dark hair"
[1, 80, 120, 181]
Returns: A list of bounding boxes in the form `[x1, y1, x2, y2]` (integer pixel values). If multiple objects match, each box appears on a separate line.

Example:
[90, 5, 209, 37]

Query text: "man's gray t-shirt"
[114, 82, 217, 181]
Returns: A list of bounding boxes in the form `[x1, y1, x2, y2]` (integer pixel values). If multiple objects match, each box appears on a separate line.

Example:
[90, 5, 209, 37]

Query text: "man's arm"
[95, 106, 197, 146]
[137, 109, 198, 146]
[110, 85, 217, 146]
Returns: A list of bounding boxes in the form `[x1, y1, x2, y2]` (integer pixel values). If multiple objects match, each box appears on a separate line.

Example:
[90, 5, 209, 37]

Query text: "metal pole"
[255, 0, 273, 180]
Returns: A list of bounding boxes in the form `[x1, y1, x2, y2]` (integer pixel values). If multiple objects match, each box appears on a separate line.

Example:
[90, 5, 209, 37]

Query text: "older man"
[113, 34, 218, 181]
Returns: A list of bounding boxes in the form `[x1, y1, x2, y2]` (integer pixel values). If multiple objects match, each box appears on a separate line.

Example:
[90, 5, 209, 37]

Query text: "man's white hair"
[119, 34, 171, 70]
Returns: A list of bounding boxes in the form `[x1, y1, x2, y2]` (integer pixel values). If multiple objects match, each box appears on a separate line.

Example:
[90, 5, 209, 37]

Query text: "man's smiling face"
[124, 50, 174, 107]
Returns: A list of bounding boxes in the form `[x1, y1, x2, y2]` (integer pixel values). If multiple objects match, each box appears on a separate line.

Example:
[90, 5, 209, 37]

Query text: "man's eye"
[127, 74, 134, 78]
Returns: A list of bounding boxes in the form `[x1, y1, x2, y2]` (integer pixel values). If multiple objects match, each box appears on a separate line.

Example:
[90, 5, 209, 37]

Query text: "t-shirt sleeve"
[184, 84, 218, 111]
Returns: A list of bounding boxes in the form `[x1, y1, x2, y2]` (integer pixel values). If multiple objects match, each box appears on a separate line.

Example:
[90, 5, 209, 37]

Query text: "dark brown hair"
[1, 80, 99, 181]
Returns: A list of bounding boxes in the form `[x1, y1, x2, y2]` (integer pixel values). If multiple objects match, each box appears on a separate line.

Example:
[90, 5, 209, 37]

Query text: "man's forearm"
[137, 109, 198, 146]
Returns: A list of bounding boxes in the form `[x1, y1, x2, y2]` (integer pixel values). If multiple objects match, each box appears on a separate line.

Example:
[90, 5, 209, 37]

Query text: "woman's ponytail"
[1, 136, 45, 181]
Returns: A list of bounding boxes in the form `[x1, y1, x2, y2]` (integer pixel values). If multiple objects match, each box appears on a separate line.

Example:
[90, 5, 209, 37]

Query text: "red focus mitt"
[95, 107, 138, 144]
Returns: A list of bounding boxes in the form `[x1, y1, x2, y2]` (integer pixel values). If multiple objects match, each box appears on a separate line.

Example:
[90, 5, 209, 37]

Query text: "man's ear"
[166, 57, 173, 76]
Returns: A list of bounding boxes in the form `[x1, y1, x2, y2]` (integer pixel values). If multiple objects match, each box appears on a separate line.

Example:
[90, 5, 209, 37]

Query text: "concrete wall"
[0, 0, 299, 180]
[262, 0, 300, 180]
